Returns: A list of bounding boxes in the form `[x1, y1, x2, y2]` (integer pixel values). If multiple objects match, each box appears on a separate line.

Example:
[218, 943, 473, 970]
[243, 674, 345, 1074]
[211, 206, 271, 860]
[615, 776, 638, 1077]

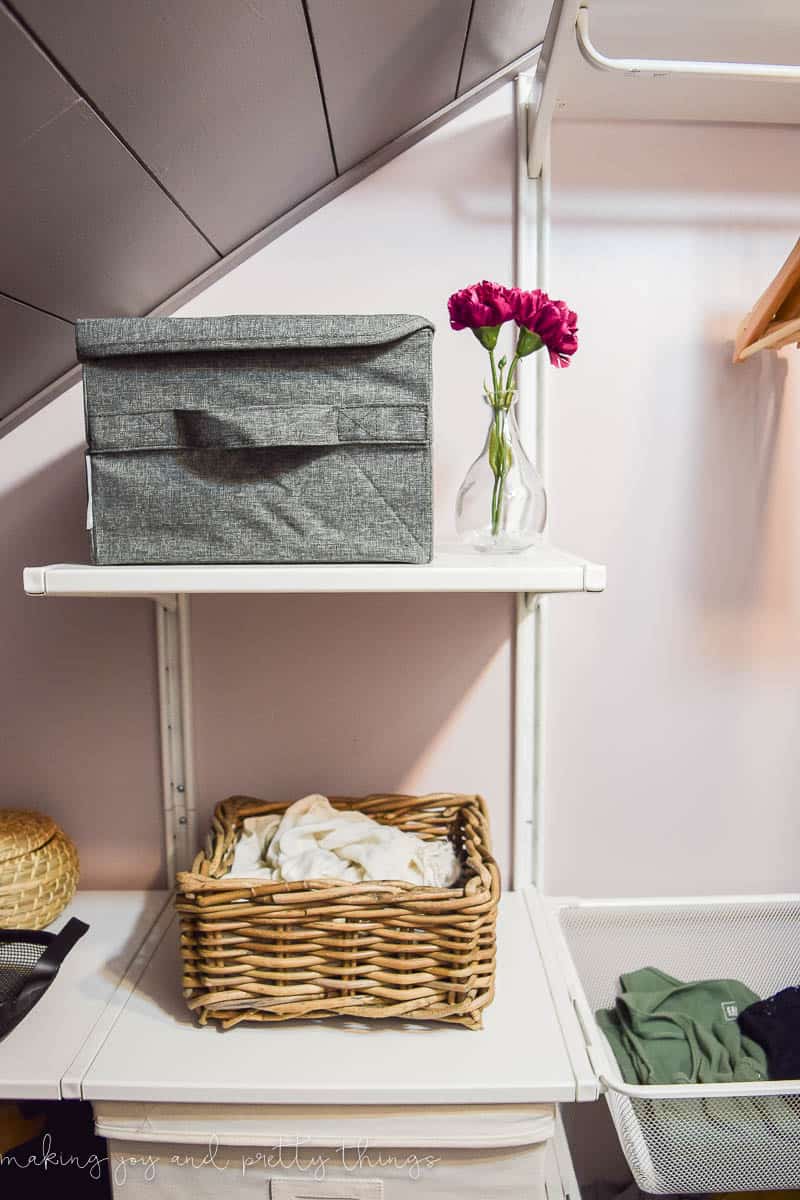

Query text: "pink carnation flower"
[513, 288, 578, 368]
[447, 280, 517, 331]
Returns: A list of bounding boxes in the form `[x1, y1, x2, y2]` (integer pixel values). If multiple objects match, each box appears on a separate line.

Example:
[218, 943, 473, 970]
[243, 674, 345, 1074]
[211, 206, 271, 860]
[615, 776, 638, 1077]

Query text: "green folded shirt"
[596, 967, 769, 1086]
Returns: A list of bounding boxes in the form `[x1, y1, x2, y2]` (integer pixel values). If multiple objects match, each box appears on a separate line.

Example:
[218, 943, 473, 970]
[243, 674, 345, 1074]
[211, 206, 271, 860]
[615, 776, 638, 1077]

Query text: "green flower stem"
[488, 346, 500, 398]
[491, 409, 500, 533]
[505, 352, 521, 393]
[485, 343, 517, 537]
[489, 406, 511, 537]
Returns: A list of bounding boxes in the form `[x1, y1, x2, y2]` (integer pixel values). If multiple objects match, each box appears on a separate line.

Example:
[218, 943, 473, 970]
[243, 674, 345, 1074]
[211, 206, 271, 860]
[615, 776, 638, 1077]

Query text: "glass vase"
[455, 397, 546, 553]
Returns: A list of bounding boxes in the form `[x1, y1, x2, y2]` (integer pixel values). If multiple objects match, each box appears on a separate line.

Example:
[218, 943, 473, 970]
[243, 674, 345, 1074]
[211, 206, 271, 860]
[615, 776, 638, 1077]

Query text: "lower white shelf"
[81, 891, 582, 1106]
[0, 889, 170, 1100]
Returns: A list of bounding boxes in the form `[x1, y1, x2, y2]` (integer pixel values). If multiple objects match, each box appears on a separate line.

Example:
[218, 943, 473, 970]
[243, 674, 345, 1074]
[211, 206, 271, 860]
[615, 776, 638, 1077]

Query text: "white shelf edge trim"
[22, 551, 607, 599]
[576, 4, 800, 82]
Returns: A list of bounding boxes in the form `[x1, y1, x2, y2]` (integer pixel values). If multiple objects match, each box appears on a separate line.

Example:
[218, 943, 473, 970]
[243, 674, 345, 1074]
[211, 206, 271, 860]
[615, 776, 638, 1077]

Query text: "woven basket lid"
[0, 810, 57, 863]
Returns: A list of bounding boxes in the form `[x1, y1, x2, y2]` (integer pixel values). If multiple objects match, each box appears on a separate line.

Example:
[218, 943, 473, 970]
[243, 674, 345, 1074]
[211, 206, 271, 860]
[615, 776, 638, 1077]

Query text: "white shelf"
[81, 892, 581, 1106]
[23, 545, 606, 598]
[0, 890, 171, 1101]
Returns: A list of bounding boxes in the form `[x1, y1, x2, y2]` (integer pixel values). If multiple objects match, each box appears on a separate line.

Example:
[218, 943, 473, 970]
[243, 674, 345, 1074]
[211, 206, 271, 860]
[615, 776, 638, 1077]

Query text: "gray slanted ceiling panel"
[306, 0, 473, 172]
[458, 0, 548, 95]
[0, 0, 74, 142]
[0, 296, 75, 421]
[12, 0, 336, 255]
[0, 6, 217, 321]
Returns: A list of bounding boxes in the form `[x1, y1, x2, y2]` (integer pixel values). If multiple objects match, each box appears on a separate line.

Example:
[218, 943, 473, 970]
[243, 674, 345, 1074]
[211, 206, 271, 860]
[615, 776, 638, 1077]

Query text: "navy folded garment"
[739, 986, 800, 1081]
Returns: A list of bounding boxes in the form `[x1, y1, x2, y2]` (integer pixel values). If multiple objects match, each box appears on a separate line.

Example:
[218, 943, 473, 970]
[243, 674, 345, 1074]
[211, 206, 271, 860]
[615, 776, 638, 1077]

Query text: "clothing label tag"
[85, 454, 93, 531]
[271, 1180, 383, 1200]
[721, 1001, 739, 1022]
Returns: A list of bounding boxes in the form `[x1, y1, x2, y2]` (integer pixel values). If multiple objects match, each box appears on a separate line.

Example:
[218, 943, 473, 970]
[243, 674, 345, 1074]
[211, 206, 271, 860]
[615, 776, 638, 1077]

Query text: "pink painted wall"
[0, 88, 517, 886]
[547, 120, 800, 898]
[191, 592, 512, 829]
[1, 390, 163, 887]
[2, 93, 799, 915]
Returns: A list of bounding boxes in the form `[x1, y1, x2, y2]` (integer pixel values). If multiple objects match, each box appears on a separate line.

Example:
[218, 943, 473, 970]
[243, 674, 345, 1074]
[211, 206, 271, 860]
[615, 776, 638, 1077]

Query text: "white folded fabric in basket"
[226, 795, 460, 888]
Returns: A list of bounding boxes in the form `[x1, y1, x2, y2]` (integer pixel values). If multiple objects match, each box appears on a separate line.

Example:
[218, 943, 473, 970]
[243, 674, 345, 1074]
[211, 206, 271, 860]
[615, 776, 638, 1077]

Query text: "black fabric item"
[738, 986, 800, 1080]
[0, 1101, 111, 1199]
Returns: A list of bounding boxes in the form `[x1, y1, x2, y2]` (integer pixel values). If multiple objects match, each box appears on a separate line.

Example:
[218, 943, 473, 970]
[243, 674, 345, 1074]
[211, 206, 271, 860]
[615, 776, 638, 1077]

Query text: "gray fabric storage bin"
[76, 314, 434, 565]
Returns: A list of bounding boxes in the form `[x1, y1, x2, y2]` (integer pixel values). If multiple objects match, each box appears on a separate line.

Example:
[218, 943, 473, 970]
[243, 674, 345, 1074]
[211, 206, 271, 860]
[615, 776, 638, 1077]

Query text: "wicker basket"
[0, 810, 79, 929]
[175, 793, 500, 1030]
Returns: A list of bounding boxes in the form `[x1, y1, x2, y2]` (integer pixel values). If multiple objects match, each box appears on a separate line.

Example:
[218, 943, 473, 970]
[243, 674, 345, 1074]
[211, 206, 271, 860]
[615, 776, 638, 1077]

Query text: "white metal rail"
[576, 5, 800, 83]
[528, 2, 800, 178]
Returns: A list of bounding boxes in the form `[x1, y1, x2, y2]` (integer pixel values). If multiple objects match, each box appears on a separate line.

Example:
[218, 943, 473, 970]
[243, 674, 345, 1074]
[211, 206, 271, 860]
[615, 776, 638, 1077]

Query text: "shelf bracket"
[527, 0, 580, 179]
[154, 594, 197, 881]
[576, 4, 800, 83]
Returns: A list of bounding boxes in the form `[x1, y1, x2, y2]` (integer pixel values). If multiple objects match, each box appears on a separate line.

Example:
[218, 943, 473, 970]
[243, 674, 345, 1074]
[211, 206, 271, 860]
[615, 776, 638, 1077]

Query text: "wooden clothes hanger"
[733, 236, 800, 363]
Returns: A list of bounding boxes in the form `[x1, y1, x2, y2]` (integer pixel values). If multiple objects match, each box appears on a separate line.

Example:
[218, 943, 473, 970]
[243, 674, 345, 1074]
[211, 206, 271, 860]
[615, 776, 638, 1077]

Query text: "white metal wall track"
[513, 64, 556, 890]
[155, 595, 196, 876]
[513, 74, 538, 891]
[514, 0, 581, 888]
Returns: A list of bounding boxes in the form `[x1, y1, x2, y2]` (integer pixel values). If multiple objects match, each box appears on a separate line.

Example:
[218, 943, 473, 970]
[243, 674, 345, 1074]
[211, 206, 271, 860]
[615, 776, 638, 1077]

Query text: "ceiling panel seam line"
[0, 40, 544, 443]
[454, 0, 477, 101]
[0, 290, 75, 326]
[2, 0, 224, 257]
[300, 0, 339, 175]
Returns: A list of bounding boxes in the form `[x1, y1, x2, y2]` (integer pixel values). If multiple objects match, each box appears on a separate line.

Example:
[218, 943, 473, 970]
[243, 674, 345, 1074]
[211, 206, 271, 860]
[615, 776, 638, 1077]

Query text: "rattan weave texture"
[176, 793, 500, 1030]
[0, 810, 79, 930]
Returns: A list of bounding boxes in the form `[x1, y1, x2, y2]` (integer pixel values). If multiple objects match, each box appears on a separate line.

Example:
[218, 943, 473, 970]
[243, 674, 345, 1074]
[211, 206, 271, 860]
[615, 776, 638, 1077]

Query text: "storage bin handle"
[88, 404, 428, 453]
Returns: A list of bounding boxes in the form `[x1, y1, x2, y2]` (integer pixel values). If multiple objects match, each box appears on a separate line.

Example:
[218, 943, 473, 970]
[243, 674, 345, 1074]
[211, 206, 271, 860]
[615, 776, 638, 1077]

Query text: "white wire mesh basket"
[553, 895, 800, 1194]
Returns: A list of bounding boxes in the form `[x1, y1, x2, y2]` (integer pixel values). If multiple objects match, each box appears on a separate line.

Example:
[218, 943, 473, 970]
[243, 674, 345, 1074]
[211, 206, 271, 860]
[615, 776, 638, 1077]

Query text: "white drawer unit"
[96, 1096, 556, 1199]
